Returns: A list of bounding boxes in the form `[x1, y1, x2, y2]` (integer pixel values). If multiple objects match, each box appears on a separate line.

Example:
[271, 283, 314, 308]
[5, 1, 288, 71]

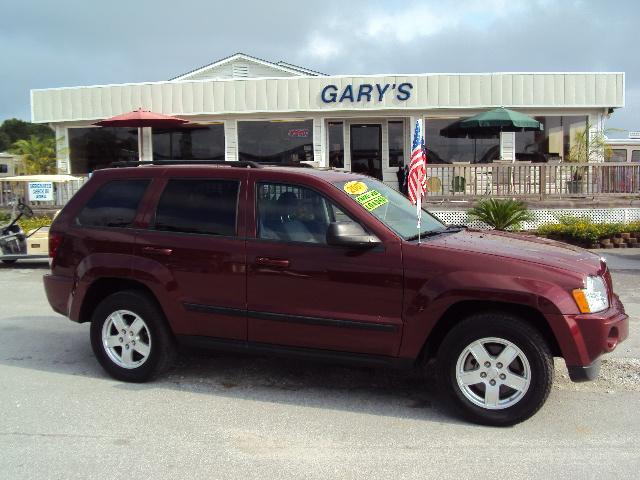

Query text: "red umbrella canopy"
[93, 108, 188, 128]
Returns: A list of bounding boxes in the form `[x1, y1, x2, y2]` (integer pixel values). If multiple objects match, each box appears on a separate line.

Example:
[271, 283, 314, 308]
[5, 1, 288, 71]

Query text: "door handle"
[255, 257, 290, 268]
[142, 246, 173, 256]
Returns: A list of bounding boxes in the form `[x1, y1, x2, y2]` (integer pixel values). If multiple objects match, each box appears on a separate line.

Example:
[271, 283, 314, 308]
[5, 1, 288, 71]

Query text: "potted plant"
[565, 123, 613, 194]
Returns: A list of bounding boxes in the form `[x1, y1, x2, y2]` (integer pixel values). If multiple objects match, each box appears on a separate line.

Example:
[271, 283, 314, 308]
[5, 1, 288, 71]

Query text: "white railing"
[424, 162, 640, 198]
[0, 177, 88, 208]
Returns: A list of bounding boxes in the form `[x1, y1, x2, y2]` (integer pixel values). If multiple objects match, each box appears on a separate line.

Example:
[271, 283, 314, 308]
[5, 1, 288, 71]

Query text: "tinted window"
[238, 120, 314, 164]
[152, 124, 225, 161]
[68, 127, 138, 173]
[257, 183, 351, 244]
[153, 180, 239, 236]
[76, 180, 149, 228]
[0, 164, 7, 173]
[632, 150, 640, 163]
[609, 149, 627, 162]
[388, 121, 405, 167]
[328, 122, 344, 168]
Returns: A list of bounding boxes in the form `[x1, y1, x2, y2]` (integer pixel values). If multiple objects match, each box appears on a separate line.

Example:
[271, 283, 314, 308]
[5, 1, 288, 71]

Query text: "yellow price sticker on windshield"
[355, 190, 389, 211]
[343, 181, 368, 195]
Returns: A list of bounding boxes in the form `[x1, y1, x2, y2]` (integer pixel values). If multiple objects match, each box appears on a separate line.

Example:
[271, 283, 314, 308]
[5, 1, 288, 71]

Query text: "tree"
[567, 123, 613, 163]
[0, 118, 54, 148]
[9, 135, 57, 174]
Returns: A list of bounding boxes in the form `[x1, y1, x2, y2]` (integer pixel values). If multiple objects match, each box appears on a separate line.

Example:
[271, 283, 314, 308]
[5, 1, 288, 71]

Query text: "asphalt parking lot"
[1, 252, 639, 479]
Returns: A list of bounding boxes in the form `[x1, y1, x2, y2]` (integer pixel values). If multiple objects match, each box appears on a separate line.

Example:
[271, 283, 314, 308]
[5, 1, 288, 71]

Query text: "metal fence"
[424, 162, 640, 199]
[0, 178, 88, 208]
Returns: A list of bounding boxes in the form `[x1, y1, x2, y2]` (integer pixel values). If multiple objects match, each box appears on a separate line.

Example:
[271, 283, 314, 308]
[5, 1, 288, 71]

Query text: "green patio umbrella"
[440, 107, 543, 137]
[440, 107, 544, 162]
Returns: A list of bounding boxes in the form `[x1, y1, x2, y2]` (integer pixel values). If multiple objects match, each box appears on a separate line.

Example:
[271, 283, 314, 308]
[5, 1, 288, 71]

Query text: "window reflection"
[153, 124, 225, 160]
[69, 127, 138, 173]
[427, 115, 589, 164]
[328, 122, 344, 168]
[238, 120, 314, 164]
[424, 119, 499, 164]
[388, 121, 404, 167]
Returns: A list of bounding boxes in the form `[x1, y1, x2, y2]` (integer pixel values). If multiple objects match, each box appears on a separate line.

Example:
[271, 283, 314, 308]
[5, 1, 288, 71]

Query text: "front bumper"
[562, 295, 628, 380]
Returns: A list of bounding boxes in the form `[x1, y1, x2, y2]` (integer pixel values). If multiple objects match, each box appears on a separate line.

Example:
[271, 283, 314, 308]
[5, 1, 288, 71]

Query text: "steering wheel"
[18, 202, 34, 217]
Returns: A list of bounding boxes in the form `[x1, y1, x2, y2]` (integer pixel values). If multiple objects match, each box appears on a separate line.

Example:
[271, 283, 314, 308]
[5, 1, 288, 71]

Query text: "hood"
[423, 229, 603, 276]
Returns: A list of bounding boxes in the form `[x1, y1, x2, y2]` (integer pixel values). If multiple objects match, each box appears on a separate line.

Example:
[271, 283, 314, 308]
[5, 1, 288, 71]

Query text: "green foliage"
[9, 135, 57, 174]
[537, 216, 640, 244]
[467, 198, 534, 231]
[18, 216, 52, 233]
[0, 119, 54, 151]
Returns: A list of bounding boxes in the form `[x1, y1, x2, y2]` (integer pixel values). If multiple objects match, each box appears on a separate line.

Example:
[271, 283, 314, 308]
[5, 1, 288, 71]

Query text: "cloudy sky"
[1, 0, 637, 133]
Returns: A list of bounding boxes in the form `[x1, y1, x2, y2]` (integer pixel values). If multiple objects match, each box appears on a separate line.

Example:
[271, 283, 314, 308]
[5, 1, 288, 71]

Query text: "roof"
[31, 72, 625, 124]
[170, 53, 322, 81]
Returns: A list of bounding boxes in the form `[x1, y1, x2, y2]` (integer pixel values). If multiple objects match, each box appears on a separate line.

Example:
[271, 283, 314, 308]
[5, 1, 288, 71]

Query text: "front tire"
[437, 312, 553, 426]
[90, 290, 175, 382]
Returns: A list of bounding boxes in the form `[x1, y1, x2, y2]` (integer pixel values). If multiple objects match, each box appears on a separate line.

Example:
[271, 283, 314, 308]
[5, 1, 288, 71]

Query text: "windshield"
[332, 178, 444, 240]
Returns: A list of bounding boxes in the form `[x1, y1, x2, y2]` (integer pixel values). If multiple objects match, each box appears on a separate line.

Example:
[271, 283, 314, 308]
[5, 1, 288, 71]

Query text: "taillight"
[49, 232, 63, 267]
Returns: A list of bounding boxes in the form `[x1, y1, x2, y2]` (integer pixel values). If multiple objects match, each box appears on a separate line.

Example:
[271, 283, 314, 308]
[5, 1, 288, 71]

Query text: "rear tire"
[436, 312, 553, 426]
[90, 290, 175, 382]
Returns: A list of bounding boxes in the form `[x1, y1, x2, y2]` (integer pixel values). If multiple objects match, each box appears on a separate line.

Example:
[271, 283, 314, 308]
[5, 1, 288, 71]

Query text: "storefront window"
[238, 120, 314, 164]
[68, 127, 138, 173]
[388, 121, 404, 167]
[328, 122, 344, 168]
[424, 119, 499, 164]
[153, 124, 224, 160]
[515, 116, 588, 162]
[609, 149, 627, 162]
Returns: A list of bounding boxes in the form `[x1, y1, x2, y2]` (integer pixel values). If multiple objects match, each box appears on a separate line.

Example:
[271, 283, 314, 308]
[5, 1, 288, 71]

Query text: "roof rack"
[110, 160, 262, 168]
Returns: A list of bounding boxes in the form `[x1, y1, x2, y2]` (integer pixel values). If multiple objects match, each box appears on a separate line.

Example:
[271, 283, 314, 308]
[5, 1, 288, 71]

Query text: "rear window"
[152, 179, 239, 236]
[75, 179, 149, 228]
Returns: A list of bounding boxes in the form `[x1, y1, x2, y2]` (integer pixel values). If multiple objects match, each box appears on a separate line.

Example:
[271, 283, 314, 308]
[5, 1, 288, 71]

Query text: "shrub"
[18, 216, 52, 233]
[467, 198, 533, 231]
[537, 216, 638, 244]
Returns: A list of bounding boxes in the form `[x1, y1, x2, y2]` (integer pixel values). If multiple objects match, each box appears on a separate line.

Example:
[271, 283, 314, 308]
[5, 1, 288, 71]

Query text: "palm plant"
[9, 135, 57, 174]
[467, 198, 533, 231]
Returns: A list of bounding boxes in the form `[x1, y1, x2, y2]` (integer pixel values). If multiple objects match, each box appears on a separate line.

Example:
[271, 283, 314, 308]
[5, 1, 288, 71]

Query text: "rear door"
[245, 174, 404, 356]
[134, 170, 248, 339]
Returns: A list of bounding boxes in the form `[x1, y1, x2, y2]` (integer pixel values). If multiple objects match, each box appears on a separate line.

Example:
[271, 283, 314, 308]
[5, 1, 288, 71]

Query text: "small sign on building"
[628, 131, 640, 139]
[28, 182, 54, 201]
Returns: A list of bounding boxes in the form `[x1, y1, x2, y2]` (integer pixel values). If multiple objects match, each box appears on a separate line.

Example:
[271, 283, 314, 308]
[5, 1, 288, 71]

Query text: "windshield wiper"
[405, 225, 466, 242]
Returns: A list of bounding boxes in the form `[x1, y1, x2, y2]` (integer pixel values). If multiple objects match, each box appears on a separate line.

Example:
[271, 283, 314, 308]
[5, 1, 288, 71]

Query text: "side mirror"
[326, 222, 381, 248]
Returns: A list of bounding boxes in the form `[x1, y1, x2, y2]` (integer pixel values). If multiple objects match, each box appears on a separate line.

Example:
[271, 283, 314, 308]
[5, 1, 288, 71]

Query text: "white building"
[31, 53, 625, 189]
[0, 152, 22, 177]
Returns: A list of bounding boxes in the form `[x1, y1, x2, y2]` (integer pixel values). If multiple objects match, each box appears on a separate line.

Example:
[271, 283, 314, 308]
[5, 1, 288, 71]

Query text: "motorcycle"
[0, 201, 49, 265]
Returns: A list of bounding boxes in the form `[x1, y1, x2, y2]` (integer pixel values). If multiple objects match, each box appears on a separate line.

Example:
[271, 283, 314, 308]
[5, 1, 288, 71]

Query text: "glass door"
[350, 124, 382, 180]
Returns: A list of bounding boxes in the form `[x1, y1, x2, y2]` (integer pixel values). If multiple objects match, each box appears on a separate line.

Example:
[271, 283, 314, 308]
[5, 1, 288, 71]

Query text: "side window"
[153, 179, 239, 236]
[256, 182, 351, 244]
[76, 179, 149, 228]
[631, 150, 640, 163]
[608, 149, 627, 162]
[0, 164, 8, 173]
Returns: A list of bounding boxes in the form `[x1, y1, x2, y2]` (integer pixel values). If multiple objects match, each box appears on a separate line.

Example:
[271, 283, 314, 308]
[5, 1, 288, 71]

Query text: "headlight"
[572, 276, 609, 313]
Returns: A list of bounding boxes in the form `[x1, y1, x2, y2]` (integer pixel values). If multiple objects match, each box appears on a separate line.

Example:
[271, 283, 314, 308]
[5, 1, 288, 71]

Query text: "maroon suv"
[44, 162, 628, 425]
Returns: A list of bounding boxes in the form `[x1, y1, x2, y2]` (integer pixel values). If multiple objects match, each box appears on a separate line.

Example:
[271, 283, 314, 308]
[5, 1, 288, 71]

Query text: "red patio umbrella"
[94, 108, 188, 161]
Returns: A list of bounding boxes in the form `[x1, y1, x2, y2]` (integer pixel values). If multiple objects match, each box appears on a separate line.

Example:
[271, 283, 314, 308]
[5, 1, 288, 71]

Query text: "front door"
[245, 178, 404, 356]
[350, 124, 382, 180]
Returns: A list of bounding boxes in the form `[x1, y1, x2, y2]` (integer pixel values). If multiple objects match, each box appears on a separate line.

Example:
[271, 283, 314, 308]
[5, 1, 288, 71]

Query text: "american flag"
[408, 120, 427, 213]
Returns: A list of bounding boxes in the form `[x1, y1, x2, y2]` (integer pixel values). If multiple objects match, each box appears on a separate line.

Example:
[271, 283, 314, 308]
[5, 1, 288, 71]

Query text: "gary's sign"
[28, 182, 54, 201]
[321, 82, 413, 104]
